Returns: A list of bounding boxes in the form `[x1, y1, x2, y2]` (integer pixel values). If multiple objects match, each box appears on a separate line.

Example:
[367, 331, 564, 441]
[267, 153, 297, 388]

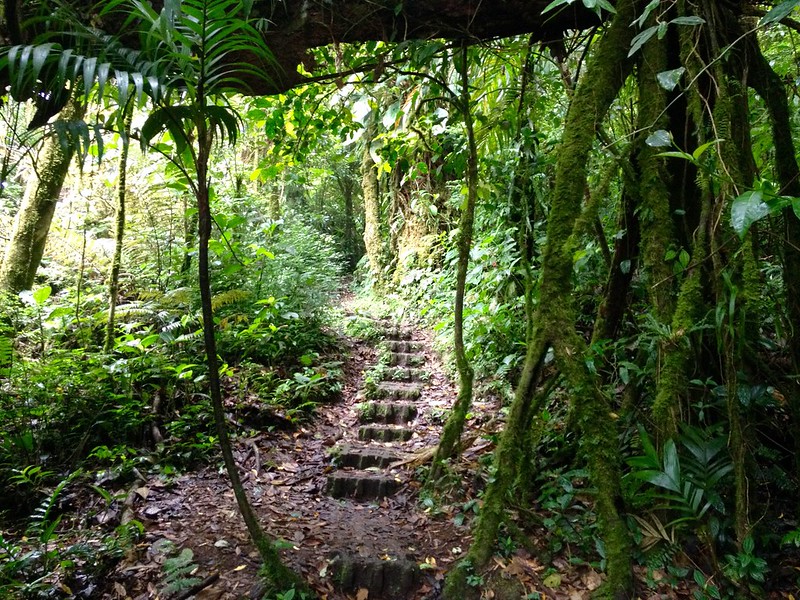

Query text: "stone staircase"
[324, 324, 430, 598]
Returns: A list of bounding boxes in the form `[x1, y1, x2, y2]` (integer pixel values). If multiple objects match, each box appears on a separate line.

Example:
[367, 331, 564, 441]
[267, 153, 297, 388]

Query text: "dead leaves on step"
[486, 552, 603, 600]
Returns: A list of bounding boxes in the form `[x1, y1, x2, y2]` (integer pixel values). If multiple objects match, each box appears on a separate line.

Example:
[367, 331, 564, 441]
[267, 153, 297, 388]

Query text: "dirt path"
[105, 313, 466, 599]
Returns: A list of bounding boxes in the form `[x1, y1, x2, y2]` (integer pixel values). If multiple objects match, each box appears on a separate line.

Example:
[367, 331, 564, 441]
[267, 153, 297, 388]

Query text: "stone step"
[326, 471, 400, 500]
[385, 340, 423, 353]
[335, 446, 401, 469]
[358, 424, 414, 442]
[358, 402, 418, 424]
[372, 381, 423, 401]
[329, 552, 419, 600]
[383, 327, 413, 341]
[388, 352, 425, 367]
[380, 366, 428, 383]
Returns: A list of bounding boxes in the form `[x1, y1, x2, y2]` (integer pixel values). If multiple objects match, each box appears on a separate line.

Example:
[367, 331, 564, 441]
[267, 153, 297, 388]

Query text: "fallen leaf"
[356, 588, 369, 600]
[543, 573, 562, 588]
[582, 570, 602, 590]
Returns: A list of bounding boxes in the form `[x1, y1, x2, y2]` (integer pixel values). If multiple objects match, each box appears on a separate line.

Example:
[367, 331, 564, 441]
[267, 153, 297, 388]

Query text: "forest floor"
[98, 304, 478, 600]
[63, 298, 783, 600]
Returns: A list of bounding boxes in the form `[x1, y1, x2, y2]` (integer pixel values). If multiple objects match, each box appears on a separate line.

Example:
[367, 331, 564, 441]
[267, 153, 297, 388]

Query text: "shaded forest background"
[2, 0, 800, 598]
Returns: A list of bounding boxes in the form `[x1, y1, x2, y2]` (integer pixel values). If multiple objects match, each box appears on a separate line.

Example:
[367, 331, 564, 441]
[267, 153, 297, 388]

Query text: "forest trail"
[106, 310, 468, 600]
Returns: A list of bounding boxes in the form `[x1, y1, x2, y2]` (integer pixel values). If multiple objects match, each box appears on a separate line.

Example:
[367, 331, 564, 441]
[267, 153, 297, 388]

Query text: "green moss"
[0, 97, 86, 293]
[464, 8, 638, 597]
[651, 261, 703, 438]
[443, 560, 481, 600]
[361, 118, 384, 285]
[636, 32, 676, 321]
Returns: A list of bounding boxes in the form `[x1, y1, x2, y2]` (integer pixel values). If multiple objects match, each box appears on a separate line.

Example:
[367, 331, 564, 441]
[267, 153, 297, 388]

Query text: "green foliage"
[536, 468, 598, 560]
[729, 183, 800, 239]
[161, 546, 202, 596]
[722, 537, 768, 592]
[627, 425, 732, 533]
[0, 469, 141, 597]
[760, 0, 800, 25]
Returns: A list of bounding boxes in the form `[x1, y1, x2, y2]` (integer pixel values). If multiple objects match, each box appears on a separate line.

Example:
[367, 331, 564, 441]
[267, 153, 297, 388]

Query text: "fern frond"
[175, 330, 204, 343]
[163, 287, 195, 306]
[632, 514, 677, 551]
[211, 288, 250, 311]
[114, 302, 155, 319]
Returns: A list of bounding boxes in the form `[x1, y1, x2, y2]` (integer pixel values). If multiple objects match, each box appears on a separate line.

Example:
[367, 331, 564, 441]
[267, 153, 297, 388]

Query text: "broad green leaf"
[583, 0, 616, 15]
[32, 285, 52, 306]
[632, 0, 661, 28]
[628, 25, 658, 57]
[645, 129, 672, 147]
[655, 150, 694, 161]
[660, 439, 682, 492]
[593, 0, 616, 14]
[761, 0, 800, 25]
[669, 16, 706, 26]
[730, 190, 780, 238]
[31, 44, 55, 82]
[692, 139, 721, 161]
[656, 67, 685, 91]
[141, 334, 161, 348]
[542, 0, 576, 14]
[47, 306, 73, 319]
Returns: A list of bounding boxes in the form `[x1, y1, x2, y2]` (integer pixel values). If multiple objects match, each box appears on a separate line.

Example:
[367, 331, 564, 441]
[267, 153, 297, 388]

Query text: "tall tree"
[0, 97, 86, 293]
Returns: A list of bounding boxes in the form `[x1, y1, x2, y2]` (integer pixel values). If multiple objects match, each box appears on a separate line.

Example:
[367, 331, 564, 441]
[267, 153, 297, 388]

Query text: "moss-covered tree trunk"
[429, 43, 477, 481]
[634, 33, 676, 324]
[104, 110, 133, 352]
[361, 117, 383, 284]
[0, 97, 85, 293]
[448, 4, 637, 597]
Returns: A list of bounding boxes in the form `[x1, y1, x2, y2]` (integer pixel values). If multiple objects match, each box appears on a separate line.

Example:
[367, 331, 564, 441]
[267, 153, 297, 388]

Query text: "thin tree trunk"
[194, 123, 304, 592]
[430, 43, 477, 480]
[104, 110, 133, 352]
[341, 175, 357, 270]
[0, 97, 85, 293]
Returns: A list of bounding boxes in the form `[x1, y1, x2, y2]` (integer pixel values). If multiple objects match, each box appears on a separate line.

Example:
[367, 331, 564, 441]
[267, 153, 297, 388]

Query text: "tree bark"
[194, 121, 304, 593]
[104, 109, 133, 352]
[0, 97, 85, 293]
